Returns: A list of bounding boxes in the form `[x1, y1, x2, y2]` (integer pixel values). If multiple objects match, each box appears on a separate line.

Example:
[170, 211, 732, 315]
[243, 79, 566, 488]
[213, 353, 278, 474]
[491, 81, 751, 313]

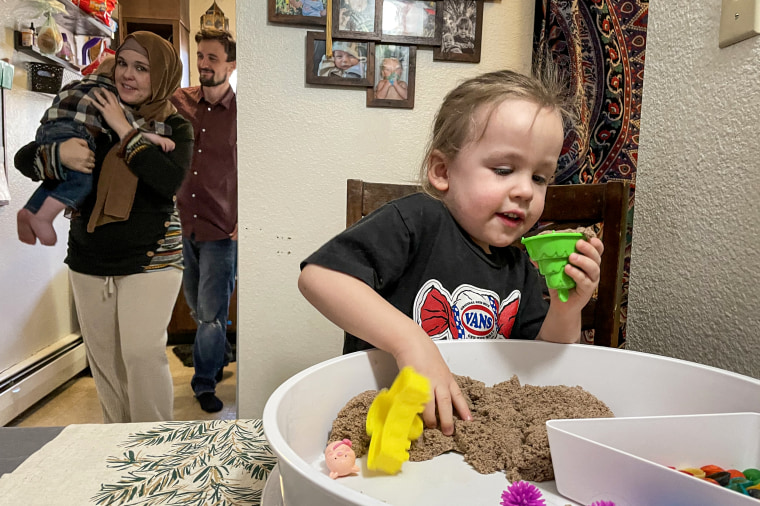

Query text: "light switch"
[719, 0, 760, 48]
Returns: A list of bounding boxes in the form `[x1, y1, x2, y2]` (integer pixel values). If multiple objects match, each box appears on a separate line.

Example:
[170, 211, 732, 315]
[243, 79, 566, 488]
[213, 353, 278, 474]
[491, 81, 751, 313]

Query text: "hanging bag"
[36, 11, 63, 55]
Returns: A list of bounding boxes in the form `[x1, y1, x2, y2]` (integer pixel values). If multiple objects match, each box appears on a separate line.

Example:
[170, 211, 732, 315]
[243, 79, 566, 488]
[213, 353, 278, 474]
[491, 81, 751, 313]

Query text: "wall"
[0, 0, 78, 379]
[236, 2, 537, 417]
[627, 0, 760, 378]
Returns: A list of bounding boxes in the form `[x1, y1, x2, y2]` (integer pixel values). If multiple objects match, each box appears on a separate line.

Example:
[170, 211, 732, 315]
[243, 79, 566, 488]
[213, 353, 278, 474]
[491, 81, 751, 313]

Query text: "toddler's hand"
[559, 237, 604, 308]
[394, 336, 472, 436]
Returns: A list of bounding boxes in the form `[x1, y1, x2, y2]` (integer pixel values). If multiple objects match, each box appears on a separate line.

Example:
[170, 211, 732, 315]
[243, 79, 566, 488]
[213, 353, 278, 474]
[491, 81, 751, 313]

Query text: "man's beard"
[199, 70, 225, 87]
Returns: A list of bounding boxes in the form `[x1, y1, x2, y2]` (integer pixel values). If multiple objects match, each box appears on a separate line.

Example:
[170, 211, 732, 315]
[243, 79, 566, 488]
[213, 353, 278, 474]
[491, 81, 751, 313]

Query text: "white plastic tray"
[547, 412, 760, 506]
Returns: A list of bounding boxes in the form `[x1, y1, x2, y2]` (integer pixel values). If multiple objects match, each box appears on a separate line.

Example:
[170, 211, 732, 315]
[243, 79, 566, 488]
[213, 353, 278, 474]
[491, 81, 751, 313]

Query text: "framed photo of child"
[305, 31, 375, 87]
[379, 0, 442, 47]
[268, 0, 328, 26]
[366, 44, 416, 109]
[331, 0, 382, 41]
[433, 0, 483, 63]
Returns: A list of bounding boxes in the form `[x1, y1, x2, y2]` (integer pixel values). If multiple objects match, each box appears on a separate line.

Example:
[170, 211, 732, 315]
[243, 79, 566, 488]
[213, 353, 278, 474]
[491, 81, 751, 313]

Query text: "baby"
[17, 58, 174, 246]
[318, 41, 366, 78]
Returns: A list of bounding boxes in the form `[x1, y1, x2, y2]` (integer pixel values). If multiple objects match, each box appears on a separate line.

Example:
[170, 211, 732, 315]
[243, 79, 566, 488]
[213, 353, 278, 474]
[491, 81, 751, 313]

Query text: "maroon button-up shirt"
[171, 85, 237, 241]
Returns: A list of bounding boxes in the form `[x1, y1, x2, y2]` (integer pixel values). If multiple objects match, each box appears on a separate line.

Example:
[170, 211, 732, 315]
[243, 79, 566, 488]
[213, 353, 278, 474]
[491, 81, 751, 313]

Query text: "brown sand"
[537, 226, 598, 240]
[328, 374, 613, 482]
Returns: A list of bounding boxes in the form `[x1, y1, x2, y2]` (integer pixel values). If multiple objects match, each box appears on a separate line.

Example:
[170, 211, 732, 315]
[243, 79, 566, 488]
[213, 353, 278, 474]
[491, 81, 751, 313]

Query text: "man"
[171, 28, 237, 413]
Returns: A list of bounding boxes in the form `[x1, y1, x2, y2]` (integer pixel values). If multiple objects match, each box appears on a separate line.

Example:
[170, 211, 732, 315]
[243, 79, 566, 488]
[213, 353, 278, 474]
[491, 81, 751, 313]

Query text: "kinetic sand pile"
[328, 374, 613, 482]
[537, 225, 597, 239]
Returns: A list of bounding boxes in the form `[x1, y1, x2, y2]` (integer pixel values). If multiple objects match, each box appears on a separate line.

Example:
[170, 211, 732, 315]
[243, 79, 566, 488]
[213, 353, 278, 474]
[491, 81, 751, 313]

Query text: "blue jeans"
[25, 120, 96, 212]
[183, 235, 237, 396]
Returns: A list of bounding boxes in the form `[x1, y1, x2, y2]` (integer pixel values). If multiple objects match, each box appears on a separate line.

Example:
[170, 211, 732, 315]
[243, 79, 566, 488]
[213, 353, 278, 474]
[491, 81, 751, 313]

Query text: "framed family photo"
[331, 0, 382, 40]
[366, 44, 416, 109]
[268, 0, 328, 26]
[305, 31, 375, 87]
[380, 0, 442, 47]
[433, 0, 483, 62]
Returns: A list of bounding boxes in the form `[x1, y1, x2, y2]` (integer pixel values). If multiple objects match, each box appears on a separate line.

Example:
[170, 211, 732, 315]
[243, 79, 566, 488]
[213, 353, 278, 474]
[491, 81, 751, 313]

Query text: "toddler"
[299, 69, 603, 436]
[17, 58, 174, 246]
[374, 57, 408, 100]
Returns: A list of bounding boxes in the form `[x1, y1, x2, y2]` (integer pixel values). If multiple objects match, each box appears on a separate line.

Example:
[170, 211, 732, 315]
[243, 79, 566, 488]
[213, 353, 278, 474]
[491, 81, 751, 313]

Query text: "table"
[0, 419, 276, 506]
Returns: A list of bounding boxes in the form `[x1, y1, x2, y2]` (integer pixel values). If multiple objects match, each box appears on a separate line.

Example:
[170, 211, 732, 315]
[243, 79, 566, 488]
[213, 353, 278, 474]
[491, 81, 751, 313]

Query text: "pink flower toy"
[500, 481, 615, 506]
[500, 481, 546, 506]
[324, 438, 360, 479]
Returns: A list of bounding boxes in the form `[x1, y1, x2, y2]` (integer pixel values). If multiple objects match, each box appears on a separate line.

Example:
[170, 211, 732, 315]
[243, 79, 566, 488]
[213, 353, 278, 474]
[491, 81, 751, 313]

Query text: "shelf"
[54, 0, 114, 38]
[14, 32, 82, 74]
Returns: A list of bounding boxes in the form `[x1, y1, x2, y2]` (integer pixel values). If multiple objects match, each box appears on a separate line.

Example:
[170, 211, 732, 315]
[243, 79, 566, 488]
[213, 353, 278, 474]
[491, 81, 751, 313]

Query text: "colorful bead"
[744, 468, 760, 484]
[726, 469, 746, 479]
[706, 471, 731, 486]
[679, 467, 706, 479]
[700, 465, 724, 475]
[728, 477, 750, 493]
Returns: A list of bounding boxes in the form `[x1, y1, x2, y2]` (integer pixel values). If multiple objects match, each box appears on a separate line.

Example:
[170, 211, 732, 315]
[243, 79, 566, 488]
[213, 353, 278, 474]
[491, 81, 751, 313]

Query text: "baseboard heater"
[0, 334, 87, 426]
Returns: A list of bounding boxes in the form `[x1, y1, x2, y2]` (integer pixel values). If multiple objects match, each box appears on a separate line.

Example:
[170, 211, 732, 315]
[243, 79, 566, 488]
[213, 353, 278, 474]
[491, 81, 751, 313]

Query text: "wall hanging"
[533, 0, 648, 347]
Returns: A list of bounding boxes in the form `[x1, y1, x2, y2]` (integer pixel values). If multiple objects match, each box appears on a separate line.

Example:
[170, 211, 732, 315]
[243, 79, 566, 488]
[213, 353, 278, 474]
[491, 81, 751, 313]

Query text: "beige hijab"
[87, 31, 182, 232]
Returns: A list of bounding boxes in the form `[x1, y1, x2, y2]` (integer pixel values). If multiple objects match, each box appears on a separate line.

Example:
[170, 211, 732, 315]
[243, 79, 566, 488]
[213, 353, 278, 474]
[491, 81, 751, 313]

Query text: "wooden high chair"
[345, 179, 631, 347]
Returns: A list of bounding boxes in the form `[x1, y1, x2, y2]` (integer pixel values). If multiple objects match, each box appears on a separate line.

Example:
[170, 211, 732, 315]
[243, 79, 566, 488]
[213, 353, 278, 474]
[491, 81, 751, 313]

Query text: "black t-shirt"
[301, 193, 549, 353]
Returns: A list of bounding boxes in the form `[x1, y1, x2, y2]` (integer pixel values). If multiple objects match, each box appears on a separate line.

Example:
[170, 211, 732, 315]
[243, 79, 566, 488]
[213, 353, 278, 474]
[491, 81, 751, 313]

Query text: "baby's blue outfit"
[302, 0, 324, 16]
[24, 120, 96, 213]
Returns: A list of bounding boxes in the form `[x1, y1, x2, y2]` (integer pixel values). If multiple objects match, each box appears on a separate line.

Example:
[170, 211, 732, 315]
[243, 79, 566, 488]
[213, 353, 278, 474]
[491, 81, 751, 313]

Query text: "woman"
[15, 32, 193, 423]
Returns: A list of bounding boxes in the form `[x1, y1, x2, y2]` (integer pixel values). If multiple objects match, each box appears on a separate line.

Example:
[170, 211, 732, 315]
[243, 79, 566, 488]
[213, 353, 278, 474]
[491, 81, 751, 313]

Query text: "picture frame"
[366, 44, 416, 109]
[379, 0, 442, 47]
[268, 0, 328, 26]
[331, 0, 382, 41]
[305, 31, 375, 87]
[433, 0, 483, 62]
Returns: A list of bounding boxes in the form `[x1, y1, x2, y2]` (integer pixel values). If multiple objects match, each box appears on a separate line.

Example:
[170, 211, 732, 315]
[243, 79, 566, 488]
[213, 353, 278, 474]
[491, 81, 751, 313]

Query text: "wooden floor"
[7, 346, 237, 427]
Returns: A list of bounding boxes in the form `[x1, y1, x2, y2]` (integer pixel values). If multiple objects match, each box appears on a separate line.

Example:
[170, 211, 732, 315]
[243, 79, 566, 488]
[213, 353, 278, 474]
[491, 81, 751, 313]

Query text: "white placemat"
[0, 419, 276, 505]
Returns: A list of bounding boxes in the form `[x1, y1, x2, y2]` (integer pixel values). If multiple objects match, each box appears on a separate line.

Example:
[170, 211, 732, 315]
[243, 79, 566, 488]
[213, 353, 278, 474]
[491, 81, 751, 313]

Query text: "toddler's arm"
[141, 131, 176, 153]
[298, 264, 472, 435]
[537, 237, 604, 343]
[375, 79, 391, 99]
[391, 79, 408, 100]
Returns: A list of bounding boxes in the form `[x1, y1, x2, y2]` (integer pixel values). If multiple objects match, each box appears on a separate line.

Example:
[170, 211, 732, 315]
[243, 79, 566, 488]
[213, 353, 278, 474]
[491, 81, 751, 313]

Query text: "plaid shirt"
[32, 74, 172, 181]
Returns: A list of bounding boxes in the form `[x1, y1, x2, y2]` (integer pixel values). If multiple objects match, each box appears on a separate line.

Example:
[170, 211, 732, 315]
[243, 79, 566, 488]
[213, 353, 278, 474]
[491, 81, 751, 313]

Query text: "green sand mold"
[521, 232, 584, 302]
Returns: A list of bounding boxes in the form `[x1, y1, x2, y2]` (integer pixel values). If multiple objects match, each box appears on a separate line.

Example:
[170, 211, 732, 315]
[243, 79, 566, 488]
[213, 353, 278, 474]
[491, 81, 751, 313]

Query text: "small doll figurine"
[324, 439, 360, 479]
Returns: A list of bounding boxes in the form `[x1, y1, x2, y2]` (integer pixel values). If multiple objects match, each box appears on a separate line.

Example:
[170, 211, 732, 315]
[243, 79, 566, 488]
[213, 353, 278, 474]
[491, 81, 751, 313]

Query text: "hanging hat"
[332, 41, 361, 59]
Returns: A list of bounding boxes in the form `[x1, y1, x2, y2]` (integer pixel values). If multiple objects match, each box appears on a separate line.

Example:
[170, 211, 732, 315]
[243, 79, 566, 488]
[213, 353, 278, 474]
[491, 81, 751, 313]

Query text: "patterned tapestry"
[533, 0, 648, 346]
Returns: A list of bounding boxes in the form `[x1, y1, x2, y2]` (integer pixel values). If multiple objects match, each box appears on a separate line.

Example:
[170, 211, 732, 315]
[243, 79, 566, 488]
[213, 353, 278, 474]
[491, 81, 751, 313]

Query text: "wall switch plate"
[719, 0, 760, 48]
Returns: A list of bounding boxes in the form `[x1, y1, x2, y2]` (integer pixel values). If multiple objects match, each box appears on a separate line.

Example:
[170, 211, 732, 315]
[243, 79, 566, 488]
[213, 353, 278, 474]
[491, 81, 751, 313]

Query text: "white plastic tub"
[262, 341, 760, 506]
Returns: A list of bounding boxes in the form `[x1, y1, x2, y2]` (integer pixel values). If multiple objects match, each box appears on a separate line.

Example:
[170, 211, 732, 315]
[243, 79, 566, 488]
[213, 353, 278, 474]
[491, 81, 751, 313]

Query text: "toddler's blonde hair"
[418, 66, 576, 198]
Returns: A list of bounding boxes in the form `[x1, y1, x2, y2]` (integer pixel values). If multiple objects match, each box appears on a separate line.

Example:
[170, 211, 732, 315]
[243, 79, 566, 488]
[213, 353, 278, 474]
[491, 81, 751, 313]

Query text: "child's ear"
[427, 150, 450, 192]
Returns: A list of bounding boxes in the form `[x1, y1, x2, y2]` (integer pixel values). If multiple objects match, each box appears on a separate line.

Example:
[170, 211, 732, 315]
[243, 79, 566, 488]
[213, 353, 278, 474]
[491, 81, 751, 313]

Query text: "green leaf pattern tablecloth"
[0, 419, 277, 506]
